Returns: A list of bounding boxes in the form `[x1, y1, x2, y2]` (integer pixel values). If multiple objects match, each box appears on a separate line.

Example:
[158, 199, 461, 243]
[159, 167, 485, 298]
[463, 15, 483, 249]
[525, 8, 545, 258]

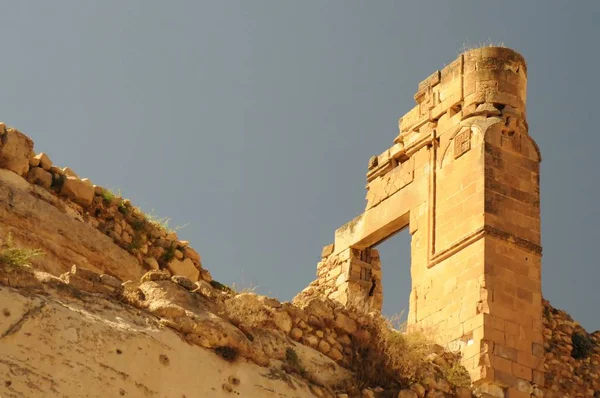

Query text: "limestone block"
[0, 128, 34, 175]
[167, 258, 200, 282]
[327, 348, 343, 361]
[272, 310, 292, 333]
[62, 167, 79, 178]
[183, 246, 201, 263]
[317, 340, 331, 354]
[61, 176, 95, 207]
[321, 244, 334, 258]
[290, 328, 303, 340]
[200, 268, 212, 282]
[27, 167, 52, 189]
[334, 313, 357, 334]
[398, 390, 418, 398]
[34, 152, 52, 170]
[304, 335, 319, 348]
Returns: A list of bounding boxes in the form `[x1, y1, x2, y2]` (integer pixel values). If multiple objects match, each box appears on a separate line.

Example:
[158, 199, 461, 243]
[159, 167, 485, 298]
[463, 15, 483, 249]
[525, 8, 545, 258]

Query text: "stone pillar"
[298, 47, 543, 395]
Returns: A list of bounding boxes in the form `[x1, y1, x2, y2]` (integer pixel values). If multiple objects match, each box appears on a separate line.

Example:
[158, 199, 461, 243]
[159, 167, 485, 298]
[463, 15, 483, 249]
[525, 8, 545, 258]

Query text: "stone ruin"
[1, 46, 599, 398]
[298, 47, 544, 396]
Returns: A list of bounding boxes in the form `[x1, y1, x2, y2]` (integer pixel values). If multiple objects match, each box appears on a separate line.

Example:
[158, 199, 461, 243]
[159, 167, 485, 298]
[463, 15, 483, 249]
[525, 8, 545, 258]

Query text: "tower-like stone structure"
[300, 47, 543, 395]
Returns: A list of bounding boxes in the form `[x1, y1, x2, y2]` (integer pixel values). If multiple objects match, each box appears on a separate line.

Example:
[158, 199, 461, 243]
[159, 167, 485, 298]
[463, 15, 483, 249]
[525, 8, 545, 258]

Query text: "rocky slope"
[0, 122, 474, 397]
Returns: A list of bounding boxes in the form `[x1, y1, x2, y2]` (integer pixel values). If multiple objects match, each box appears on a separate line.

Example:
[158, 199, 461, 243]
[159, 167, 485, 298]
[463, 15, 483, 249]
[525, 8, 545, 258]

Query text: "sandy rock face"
[0, 169, 145, 281]
[0, 126, 34, 176]
[0, 284, 319, 398]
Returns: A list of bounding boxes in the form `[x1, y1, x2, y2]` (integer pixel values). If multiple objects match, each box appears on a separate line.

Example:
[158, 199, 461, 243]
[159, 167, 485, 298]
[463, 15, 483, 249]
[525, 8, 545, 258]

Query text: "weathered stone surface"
[171, 275, 195, 290]
[334, 313, 357, 334]
[34, 152, 52, 170]
[183, 246, 201, 262]
[100, 274, 122, 289]
[62, 166, 79, 178]
[272, 310, 292, 333]
[398, 390, 418, 398]
[290, 327, 303, 340]
[0, 169, 144, 282]
[317, 339, 331, 354]
[0, 127, 34, 176]
[144, 257, 160, 270]
[27, 166, 52, 189]
[141, 270, 171, 283]
[61, 176, 95, 207]
[0, 285, 320, 398]
[167, 258, 200, 282]
[321, 244, 334, 258]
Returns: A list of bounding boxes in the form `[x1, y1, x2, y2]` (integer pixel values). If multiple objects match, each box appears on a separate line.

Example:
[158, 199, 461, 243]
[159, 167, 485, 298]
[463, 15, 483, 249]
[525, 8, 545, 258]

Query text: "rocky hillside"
[0, 123, 474, 397]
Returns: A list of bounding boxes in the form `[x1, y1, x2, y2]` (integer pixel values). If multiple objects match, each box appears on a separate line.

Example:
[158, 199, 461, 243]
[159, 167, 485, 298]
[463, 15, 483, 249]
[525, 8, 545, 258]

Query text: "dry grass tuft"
[0, 233, 44, 269]
[346, 303, 471, 389]
[459, 38, 506, 55]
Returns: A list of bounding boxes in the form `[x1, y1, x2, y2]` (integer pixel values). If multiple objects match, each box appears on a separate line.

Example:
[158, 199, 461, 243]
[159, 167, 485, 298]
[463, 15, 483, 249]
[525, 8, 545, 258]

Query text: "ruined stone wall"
[0, 123, 205, 283]
[542, 300, 600, 397]
[299, 47, 545, 396]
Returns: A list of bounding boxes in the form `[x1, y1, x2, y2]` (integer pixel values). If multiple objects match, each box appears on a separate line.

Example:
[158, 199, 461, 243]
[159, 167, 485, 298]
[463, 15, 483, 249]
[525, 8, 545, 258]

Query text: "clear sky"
[1, 1, 599, 330]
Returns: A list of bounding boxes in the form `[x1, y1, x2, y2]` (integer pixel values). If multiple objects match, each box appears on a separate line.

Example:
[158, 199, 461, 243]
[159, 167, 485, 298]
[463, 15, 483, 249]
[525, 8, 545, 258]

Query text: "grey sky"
[2, 1, 599, 330]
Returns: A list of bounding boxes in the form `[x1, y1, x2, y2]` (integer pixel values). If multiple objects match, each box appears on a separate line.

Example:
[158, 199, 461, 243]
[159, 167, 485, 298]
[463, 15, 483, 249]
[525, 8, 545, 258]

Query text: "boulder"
[28, 167, 53, 189]
[167, 258, 200, 282]
[34, 152, 52, 170]
[60, 176, 95, 207]
[0, 127, 34, 176]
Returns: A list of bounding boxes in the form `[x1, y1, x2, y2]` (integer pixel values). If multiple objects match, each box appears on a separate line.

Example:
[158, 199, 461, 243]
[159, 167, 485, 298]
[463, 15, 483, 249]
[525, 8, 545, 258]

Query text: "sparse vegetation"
[51, 174, 66, 191]
[572, 331, 594, 359]
[100, 188, 116, 205]
[128, 233, 144, 252]
[159, 244, 176, 265]
[348, 310, 471, 389]
[145, 209, 188, 234]
[118, 201, 129, 215]
[283, 347, 306, 377]
[459, 39, 506, 55]
[441, 355, 472, 387]
[0, 234, 44, 269]
[131, 219, 146, 232]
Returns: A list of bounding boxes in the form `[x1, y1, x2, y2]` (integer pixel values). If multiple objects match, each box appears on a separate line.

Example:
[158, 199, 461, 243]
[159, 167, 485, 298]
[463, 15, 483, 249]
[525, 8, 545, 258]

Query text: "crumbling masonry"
[299, 47, 544, 395]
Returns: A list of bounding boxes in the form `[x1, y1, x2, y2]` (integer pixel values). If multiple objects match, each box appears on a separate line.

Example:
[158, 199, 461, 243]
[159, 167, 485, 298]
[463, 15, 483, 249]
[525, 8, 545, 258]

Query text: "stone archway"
[297, 47, 544, 393]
